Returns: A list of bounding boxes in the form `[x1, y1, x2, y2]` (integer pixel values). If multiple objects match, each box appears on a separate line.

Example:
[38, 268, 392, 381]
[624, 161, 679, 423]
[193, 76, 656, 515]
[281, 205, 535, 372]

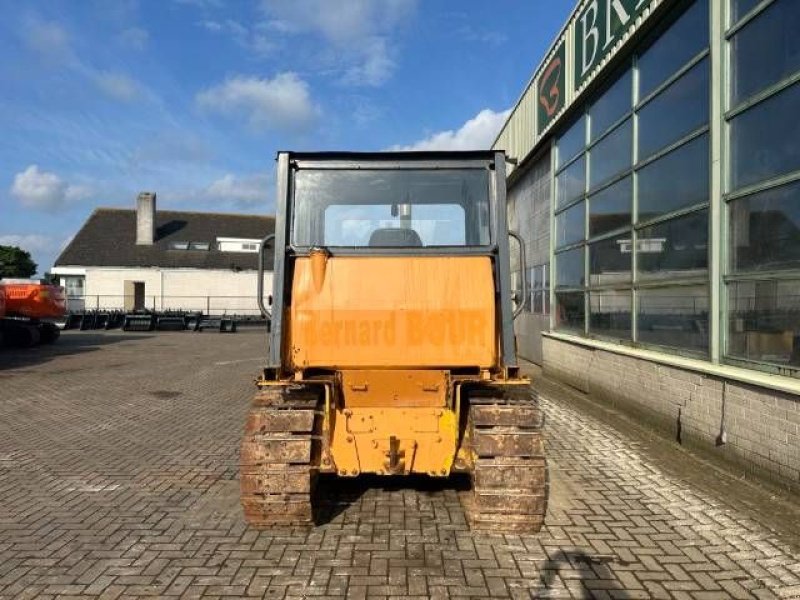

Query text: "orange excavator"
[0, 280, 66, 347]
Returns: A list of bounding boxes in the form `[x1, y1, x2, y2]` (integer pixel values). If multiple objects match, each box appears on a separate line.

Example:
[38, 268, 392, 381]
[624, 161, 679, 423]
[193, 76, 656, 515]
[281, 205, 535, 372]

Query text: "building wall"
[509, 151, 552, 363]
[497, 0, 800, 487]
[543, 336, 800, 486]
[74, 267, 272, 315]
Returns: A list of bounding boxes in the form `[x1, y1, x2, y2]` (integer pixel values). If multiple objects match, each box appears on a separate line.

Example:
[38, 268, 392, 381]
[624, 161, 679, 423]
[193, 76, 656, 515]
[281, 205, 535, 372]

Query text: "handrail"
[257, 233, 275, 319]
[508, 230, 527, 319]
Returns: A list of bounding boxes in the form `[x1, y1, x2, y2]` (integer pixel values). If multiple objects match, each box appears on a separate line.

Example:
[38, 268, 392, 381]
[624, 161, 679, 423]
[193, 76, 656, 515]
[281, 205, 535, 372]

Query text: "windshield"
[292, 168, 492, 248]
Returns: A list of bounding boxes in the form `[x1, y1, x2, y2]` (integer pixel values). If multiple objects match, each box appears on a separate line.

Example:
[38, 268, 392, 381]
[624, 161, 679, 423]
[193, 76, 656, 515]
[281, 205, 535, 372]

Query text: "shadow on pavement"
[314, 472, 471, 525]
[533, 549, 631, 599]
[0, 331, 153, 371]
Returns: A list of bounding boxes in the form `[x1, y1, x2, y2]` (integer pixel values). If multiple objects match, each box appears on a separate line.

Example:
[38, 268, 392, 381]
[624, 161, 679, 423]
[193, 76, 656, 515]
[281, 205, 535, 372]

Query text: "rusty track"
[239, 385, 322, 527]
[463, 387, 548, 533]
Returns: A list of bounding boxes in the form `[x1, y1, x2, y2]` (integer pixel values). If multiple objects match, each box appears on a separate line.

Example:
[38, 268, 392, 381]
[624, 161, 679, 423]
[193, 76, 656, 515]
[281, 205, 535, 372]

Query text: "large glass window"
[555, 201, 585, 248]
[731, 0, 761, 22]
[589, 290, 632, 340]
[589, 234, 631, 286]
[638, 0, 709, 99]
[589, 118, 632, 189]
[547, 0, 711, 359]
[555, 291, 585, 331]
[638, 134, 709, 222]
[589, 176, 632, 237]
[726, 0, 800, 377]
[728, 280, 800, 369]
[589, 69, 632, 142]
[730, 180, 800, 273]
[556, 247, 585, 288]
[638, 210, 709, 277]
[730, 82, 800, 191]
[638, 58, 709, 160]
[638, 285, 709, 353]
[556, 156, 586, 208]
[530, 264, 550, 315]
[557, 116, 586, 168]
[293, 168, 491, 247]
[731, 0, 800, 106]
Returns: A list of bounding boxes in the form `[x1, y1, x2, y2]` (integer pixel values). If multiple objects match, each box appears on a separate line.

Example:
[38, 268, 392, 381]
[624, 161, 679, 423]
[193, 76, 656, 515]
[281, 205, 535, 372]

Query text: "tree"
[0, 245, 37, 279]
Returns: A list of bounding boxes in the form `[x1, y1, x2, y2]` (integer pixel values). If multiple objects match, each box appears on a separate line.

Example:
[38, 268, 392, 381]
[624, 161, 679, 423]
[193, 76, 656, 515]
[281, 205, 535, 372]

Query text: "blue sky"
[0, 0, 573, 275]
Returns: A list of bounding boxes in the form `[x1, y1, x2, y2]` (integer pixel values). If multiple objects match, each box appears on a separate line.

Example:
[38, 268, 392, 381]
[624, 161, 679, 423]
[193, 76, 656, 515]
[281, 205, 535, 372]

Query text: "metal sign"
[574, 0, 654, 87]
[537, 41, 567, 132]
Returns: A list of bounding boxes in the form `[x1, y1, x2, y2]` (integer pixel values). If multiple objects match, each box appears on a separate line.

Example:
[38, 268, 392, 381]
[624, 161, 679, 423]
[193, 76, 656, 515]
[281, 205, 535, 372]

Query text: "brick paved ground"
[0, 330, 798, 599]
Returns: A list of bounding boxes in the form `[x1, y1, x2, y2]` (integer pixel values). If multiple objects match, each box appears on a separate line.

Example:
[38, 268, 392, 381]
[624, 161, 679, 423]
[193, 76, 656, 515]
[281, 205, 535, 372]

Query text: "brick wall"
[543, 336, 800, 487]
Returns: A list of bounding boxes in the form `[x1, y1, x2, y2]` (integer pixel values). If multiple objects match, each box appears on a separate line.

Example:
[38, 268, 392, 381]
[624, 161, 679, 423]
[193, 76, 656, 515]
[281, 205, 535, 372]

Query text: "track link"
[463, 386, 548, 533]
[239, 385, 322, 527]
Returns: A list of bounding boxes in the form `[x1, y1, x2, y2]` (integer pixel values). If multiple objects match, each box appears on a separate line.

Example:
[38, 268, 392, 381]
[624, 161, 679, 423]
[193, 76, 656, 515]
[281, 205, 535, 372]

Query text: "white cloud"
[341, 37, 394, 86]
[22, 18, 75, 63]
[205, 172, 272, 208]
[119, 27, 149, 50]
[390, 108, 511, 151]
[10, 165, 91, 210]
[197, 73, 318, 132]
[263, 0, 415, 42]
[11, 165, 68, 209]
[199, 19, 276, 57]
[0, 234, 52, 254]
[94, 72, 143, 102]
[262, 0, 416, 86]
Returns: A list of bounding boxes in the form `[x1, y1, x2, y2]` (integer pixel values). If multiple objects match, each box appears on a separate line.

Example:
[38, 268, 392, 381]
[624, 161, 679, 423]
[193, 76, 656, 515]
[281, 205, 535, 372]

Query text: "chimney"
[136, 192, 156, 245]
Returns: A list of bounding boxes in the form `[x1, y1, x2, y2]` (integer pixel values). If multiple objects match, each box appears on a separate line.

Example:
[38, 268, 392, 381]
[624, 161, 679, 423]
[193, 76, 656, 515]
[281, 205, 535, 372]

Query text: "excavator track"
[463, 386, 548, 533]
[239, 385, 323, 527]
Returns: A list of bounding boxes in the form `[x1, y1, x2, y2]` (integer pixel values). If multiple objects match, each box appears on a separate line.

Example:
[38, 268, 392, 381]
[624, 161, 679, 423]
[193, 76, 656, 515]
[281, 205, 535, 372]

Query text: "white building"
[51, 193, 274, 316]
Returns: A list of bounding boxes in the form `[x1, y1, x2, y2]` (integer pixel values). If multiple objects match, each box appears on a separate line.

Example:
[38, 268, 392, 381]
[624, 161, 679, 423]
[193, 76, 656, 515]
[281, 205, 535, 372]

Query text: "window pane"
[533, 291, 543, 313]
[590, 290, 632, 339]
[556, 291, 585, 331]
[589, 233, 632, 285]
[555, 201, 585, 248]
[638, 134, 709, 221]
[638, 210, 708, 277]
[589, 176, 632, 238]
[293, 169, 490, 247]
[730, 180, 800, 273]
[589, 118, 632, 189]
[638, 0, 709, 99]
[590, 69, 632, 142]
[731, 0, 761, 23]
[728, 280, 800, 369]
[731, 82, 800, 190]
[557, 116, 586, 168]
[639, 58, 709, 160]
[544, 290, 551, 315]
[731, 0, 800, 105]
[533, 266, 543, 289]
[556, 247, 585, 288]
[557, 155, 586, 208]
[638, 286, 709, 353]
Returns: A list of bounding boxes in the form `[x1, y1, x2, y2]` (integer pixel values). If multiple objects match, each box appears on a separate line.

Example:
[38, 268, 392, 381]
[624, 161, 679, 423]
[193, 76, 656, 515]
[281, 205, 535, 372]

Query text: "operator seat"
[368, 227, 423, 247]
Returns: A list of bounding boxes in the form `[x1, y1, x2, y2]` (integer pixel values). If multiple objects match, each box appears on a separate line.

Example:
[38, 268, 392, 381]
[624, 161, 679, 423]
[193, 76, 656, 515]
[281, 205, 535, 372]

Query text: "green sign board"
[536, 41, 566, 133]
[574, 0, 654, 87]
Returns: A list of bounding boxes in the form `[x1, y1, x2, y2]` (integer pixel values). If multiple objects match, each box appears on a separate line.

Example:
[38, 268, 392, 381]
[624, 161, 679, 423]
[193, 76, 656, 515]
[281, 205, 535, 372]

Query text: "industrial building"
[494, 0, 799, 485]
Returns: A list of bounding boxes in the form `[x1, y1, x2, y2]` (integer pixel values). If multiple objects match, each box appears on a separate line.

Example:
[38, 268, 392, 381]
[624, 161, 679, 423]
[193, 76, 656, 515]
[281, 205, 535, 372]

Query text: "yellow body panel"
[341, 369, 447, 407]
[330, 407, 458, 476]
[288, 255, 496, 369]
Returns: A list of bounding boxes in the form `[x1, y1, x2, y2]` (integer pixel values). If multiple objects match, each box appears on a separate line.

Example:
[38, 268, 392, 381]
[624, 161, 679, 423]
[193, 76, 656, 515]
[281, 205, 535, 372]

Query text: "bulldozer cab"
[260, 151, 523, 377]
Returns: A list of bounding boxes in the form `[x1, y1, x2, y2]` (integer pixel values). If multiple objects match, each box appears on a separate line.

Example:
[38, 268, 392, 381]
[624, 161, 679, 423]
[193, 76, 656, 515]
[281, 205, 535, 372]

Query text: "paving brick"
[0, 331, 798, 598]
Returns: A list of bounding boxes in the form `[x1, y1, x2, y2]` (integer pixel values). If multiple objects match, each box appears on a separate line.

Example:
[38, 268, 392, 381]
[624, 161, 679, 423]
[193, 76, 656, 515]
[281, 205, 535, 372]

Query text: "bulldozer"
[240, 150, 548, 532]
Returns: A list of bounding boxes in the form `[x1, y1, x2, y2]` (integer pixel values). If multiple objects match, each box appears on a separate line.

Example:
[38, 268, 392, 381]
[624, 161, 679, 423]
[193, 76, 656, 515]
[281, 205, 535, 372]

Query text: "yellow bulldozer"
[240, 150, 548, 532]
